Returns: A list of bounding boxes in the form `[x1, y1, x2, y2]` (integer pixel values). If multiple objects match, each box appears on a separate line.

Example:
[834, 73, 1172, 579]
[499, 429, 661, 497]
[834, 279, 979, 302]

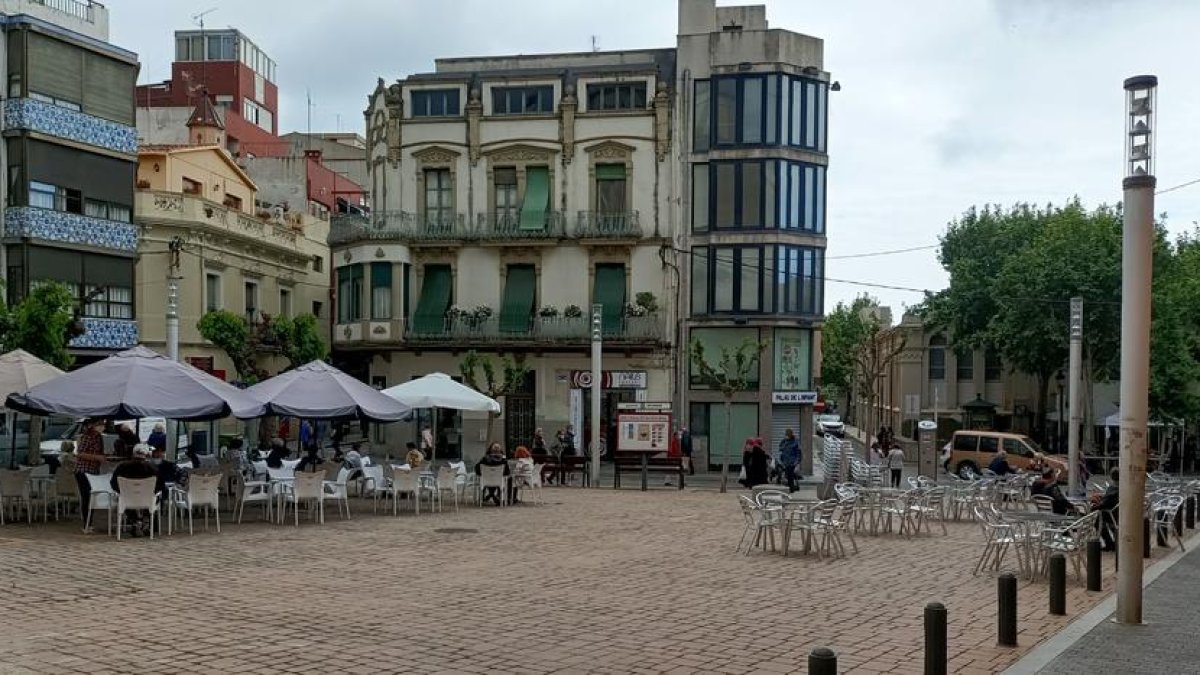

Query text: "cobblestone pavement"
[0, 488, 1169, 674]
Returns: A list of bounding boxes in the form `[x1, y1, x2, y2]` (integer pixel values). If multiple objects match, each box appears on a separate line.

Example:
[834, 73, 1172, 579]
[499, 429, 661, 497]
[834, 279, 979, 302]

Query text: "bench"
[613, 453, 685, 490]
[534, 454, 591, 487]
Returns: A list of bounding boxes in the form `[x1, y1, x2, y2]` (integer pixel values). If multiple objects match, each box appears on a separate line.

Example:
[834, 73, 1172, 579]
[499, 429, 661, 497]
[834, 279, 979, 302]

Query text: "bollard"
[925, 602, 947, 675]
[1187, 496, 1195, 530]
[1086, 539, 1102, 592]
[1049, 553, 1067, 615]
[809, 647, 837, 675]
[998, 573, 1018, 647]
[1144, 518, 1152, 558]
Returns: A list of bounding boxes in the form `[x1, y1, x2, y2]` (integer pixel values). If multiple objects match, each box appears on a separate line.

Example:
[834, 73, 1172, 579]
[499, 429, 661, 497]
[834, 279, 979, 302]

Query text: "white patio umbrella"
[382, 373, 499, 461]
[0, 350, 64, 467]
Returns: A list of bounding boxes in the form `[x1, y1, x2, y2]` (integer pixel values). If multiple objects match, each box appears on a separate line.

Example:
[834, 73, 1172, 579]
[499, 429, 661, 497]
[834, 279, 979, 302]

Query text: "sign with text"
[617, 412, 673, 452]
[571, 370, 647, 390]
[771, 391, 818, 405]
[618, 402, 672, 411]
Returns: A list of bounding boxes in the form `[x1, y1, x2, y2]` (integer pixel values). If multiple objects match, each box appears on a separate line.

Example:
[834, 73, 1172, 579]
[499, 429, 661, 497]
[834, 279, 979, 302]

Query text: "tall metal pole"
[590, 304, 603, 487]
[1116, 74, 1157, 625]
[1068, 297, 1083, 496]
[166, 277, 180, 361]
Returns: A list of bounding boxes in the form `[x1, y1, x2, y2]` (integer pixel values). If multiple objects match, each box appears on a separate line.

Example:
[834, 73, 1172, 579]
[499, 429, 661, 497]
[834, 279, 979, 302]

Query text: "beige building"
[135, 100, 331, 380]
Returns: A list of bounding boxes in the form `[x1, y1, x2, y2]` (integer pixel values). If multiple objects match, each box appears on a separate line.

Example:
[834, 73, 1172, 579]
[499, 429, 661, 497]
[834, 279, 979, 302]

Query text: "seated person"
[405, 442, 425, 471]
[342, 443, 364, 470]
[150, 446, 184, 490]
[987, 449, 1016, 476]
[265, 438, 290, 469]
[147, 423, 168, 454]
[110, 445, 163, 537]
[226, 438, 250, 476]
[1032, 467, 1074, 515]
[511, 446, 535, 503]
[1091, 468, 1120, 551]
[295, 446, 325, 473]
[474, 442, 511, 505]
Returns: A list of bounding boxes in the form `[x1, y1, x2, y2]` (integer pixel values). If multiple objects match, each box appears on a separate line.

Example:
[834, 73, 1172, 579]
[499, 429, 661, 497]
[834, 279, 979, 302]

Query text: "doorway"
[504, 371, 536, 453]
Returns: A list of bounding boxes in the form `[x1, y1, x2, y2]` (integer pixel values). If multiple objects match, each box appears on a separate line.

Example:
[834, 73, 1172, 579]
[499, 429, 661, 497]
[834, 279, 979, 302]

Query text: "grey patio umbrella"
[245, 360, 410, 422]
[5, 345, 265, 420]
[0, 350, 65, 467]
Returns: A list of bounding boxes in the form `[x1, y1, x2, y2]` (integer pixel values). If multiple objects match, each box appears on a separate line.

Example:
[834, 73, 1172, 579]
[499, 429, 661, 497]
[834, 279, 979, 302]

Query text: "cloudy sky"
[111, 0, 1200, 315]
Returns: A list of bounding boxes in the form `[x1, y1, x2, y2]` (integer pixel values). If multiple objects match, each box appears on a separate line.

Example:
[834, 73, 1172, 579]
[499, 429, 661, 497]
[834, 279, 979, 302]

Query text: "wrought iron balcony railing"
[575, 211, 642, 239]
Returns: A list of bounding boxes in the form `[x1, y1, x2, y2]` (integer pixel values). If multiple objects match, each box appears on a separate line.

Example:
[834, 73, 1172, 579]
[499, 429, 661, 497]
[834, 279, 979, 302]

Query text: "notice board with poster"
[617, 411, 673, 453]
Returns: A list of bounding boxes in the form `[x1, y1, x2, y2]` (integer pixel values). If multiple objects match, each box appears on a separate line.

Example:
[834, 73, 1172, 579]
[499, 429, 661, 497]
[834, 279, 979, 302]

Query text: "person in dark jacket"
[110, 445, 162, 537]
[475, 442, 511, 505]
[680, 427, 694, 475]
[1031, 467, 1074, 515]
[295, 445, 324, 473]
[1092, 468, 1120, 550]
[265, 438, 290, 468]
[146, 423, 168, 454]
[739, 437, 770, 489]
[778, 429, 802, 492]
[987, 450, 1015, 476]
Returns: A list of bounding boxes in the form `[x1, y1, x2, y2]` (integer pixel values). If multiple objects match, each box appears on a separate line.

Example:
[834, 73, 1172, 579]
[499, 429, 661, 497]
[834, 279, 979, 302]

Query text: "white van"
[40, 418, 190, 457]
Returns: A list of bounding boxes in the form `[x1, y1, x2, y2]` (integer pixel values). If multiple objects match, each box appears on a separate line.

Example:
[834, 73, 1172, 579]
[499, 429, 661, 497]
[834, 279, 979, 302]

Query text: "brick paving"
[0, 487, 1170, 674]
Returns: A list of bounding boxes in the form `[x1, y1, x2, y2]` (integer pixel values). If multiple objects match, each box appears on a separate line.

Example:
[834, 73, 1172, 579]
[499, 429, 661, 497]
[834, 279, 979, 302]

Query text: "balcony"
[70, 317, 138, 351]
[474, 211, 566, 242]
[136, 190, 300, 254]
[3, 98, 137, 155]
[5, 206, 137, 252]
[329, 211, 567, 247]
[405, 315, 666, 347]
[575, 211, 643, 240]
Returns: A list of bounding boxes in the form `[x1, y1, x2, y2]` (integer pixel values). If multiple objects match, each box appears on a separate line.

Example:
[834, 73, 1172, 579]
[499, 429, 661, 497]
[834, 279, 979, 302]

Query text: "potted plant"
[563, 304, 583, 318]
[538, 305, 560, 318]
[634, 292, 659, 315]
[623, 302, 648, 318]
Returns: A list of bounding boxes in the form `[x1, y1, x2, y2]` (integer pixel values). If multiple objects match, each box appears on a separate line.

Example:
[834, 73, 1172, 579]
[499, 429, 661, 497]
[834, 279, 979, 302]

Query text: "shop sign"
[771, 391, 818, 405]
[571, 370, 647, 389]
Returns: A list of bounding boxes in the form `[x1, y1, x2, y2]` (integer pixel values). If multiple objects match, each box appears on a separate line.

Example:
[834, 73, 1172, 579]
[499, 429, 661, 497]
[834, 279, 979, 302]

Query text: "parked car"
[0, 416, 75, 465]
[39, 417, 190, 458]
[815, 414, 845, 438]
[947, 430, 1066, 478]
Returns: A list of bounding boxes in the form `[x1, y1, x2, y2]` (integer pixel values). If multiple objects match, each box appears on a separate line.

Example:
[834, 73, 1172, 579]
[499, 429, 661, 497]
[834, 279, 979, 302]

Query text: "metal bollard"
[925, 602, 947, 675]
[1187, 496, 1195, 530]
[1049, 553, 1067, 615]
[809, 647, 837, 675]
[1144, 518, 1152, 558]
[1086, 539, 1102, 592]
[998, 573, 1018, 647]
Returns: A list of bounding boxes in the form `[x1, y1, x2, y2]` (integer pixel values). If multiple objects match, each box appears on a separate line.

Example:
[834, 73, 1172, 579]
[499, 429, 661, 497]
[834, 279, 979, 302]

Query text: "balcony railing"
[475, 211, 566, 241]
[3, 98, 137, 155]
[329, 211, 567, 246]
[136, 191, 299, 250]
[404, 315, 666, 345]
[5, 206, 137, 252]
[29, 0, 98, 22]
[575, 211, 643, 239]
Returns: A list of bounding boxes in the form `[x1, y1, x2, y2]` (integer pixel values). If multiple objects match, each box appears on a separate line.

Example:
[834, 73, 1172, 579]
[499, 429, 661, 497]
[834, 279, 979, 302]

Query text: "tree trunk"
[485, 412, 497, 447]
[720, 399, 732, 494]
[27, 416, 42, 466]
[1036, 371, 1051, 445]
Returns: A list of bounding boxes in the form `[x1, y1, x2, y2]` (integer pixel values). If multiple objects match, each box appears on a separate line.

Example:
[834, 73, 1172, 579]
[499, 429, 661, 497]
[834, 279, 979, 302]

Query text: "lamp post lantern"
[1116, 74, 1157, 625]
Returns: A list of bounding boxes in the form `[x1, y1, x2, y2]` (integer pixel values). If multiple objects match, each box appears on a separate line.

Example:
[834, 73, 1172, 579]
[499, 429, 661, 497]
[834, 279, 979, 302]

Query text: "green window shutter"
[519, 166, 550, 231]
[498, 265, 536, 333]
[413, 266, 452, 334]
[370, 262, 392, 289]
[595, 164, 626, 180]
[593, 264, 626, 335]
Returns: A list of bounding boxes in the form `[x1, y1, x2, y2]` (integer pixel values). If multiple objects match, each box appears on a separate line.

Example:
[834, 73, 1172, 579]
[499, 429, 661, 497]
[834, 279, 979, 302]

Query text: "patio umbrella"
[245, 360, 410, 422]
[0, 350, 65, 467]
[381, 373, 500, 413]
[5, 345, 265, 420]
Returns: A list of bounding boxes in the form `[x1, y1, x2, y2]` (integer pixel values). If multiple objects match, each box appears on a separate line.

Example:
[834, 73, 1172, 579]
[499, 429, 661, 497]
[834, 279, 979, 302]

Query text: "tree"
[819, 295, 877, 424]
[0, 282, 78, 370]
[268, 313, 328, 368]
[197, 310, 328, 383]
[689, 336, 765, 494]
[198, 310, 259, 382]
[459, 350, 530, 445]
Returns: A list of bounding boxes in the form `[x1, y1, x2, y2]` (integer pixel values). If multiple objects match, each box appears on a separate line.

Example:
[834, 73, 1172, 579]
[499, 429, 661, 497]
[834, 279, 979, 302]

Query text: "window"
[586, 82, 647, 111]
[243, 281, 259, 324]
[336, 265, 364, 323]
[929, 335, 947, 381]
[775, 246, 823, 315]
[370, 262, 392, 320]
[1003, 438, 1028, 457]
[279, 288, 292, 318]
[494, 168, 518, 227]
[205, 273, 221, 313]
[59, 187, 81, 214]
[774, 328, 812, 390]
[83, 200, 131, 222]
[411, 89, 461, 117]
[956, 348, 974, 380]
[697, 246, 778, 315]
[223, 194, 243, 211]
[80, 285, 132, 319]
[412, 264, 452, 334]
[499, 264, 536, 333]
[690, 246, 708, 316]
[985, 349, 1002, 382]
[952, 434, 978, 452]
[593, 263, 626, 334]
[492, 86, 554, 115]
[519, 166, 550, 230]
[693, 80, 710, 153]
[312, 255, 324, 273]
[182, 178, 202, 196]
[979, 436, 999, 454]
[708, 160, 781, 230]
[595, 164, 626, 217]
[702, 74, 828, 150]
[689, 327, 761, 389]
[312, 301, 323, 318]
[714, 78, 736, 144]
[424, 169, 452, 227]
[29, 181, 55, 209]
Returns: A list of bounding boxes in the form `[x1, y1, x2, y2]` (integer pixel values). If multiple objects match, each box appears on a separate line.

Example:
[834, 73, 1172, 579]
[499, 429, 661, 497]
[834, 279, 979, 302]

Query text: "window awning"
[412, 266, 451, 334]
[595, 164, 626, 180]
[499, 266, 536, 334]
[519, 166, 549, 231]
[592, 264, 626, 335]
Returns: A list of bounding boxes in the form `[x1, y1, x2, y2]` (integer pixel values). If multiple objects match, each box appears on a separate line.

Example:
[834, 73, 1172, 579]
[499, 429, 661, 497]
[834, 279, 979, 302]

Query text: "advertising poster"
[617, 412, 672, 452]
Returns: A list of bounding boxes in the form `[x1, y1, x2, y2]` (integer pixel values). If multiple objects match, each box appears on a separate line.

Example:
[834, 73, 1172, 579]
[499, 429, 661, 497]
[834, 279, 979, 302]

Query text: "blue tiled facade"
[6, 207, 138, 252]
[70, 318, 138, 350]
[3, 98, 138, 155]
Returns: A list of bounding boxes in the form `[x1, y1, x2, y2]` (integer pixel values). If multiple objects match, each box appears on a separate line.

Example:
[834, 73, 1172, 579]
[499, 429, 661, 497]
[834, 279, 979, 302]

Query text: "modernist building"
[677, 0, 829, 474]
[0, 0, 140, 362]
[134, 100, 331, 381]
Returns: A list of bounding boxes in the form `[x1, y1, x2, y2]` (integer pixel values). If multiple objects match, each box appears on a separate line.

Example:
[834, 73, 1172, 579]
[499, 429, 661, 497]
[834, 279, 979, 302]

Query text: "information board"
[616, 412, 673, 452]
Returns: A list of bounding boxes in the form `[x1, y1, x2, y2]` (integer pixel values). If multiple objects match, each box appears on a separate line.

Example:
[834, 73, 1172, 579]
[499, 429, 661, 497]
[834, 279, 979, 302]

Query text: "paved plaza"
[0, 486, 1168, 674]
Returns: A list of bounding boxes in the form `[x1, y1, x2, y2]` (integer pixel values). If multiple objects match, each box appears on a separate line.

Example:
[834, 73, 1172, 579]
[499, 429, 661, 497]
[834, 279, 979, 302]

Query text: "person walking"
[778, 429, 801, 493]
[739, 438, 770, 489]
[680, 427, 694, 475]
[886, 441, 906, 488]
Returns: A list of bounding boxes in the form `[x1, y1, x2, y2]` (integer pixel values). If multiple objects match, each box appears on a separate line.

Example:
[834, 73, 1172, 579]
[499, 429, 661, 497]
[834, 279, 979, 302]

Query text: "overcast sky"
[111, 0, 1200, 316]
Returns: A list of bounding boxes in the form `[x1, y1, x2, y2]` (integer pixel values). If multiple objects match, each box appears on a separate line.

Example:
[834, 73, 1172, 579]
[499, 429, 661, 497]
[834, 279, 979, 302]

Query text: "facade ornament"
[375, 247, 386, 258]
[466, 86, 483, 166]
[385, 82, 403, 163]
[559, 84, 577, 164]
[653, 81, 671, 162]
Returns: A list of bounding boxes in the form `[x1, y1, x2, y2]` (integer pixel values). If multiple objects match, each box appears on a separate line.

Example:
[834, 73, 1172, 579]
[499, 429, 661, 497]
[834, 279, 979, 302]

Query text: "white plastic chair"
[282, 471, 326, 526]
[53, 468, 80, 520]
[86, 473, 116, 534]
[0, 468, 33, 525]
[322, 466, 352, 520]
[434, 466, 461, 512]
[115, 476, 159, 541]
[172, 472, 222, 535]
[359, 465, 392, 513]
[281, 458, 301, 471]
[478, 465, 508, 506]
[267, 466, 296, 522]
[391, 467, 420, 515]
[234, 476, 273, 523]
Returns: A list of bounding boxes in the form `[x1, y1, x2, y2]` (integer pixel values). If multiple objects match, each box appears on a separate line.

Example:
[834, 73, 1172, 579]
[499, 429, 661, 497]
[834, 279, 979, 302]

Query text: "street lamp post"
[1116, 74, 1157, 625]
[1068, 297, 1083, 496]
[1055, 370, 1065, 454]
[590, 304, 603, 487]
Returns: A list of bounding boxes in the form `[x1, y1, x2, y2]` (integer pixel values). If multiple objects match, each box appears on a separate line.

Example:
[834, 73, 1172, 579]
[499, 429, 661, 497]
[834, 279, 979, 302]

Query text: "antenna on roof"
[591, 35, 599, 52]
[306, 89, 314, 152]
[191, 7, 218, 96]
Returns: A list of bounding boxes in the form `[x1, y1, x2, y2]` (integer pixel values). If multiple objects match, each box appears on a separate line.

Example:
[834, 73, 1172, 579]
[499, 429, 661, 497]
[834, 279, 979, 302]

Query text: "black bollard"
[1187, 496, 1195, 530]
[1049, 553, 1067, 615]
[925, 602, 947, 675]
[809, 647, 837, 675]
[1086, 539, 1102, 592]
[998, 573, 1018, 647]
[1144, 518, 1152, 558]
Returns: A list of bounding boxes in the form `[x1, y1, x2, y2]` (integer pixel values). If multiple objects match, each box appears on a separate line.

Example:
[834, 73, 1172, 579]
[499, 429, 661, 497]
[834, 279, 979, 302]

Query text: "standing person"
[739, 438, 770, 489]
[75, 419, 106, 533]
[680, 427, 694, 475]
[778, 429, 801, 493]
[886, 441, 906, 488]
[147, 423, 168, 454]
[299, 420, 314, 452]
[560, 425, 577, 456]
[870, 441, 887, 468]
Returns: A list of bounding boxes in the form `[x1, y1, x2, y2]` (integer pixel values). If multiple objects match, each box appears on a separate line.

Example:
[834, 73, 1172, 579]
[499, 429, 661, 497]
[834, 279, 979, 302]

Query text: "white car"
[39, 418, 190, 457]
[816, 414, 844, 438]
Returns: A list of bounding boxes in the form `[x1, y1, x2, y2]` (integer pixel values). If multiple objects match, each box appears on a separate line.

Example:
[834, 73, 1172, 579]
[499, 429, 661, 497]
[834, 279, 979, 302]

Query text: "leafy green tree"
[197, 310, 327, 383]
[271, 314, 328, 368]
[198, 310, 259, 382]
[689, 336, 765, 493]
[459, 350, 530, 445]
[819, 295, 877, 423]
[0, 282, 78, 369]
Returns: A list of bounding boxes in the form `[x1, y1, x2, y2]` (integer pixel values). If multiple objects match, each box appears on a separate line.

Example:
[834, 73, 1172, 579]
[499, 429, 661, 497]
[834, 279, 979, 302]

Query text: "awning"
[499, 265, 535, 333]
[595, 164, 626, 180]
[519, 166, 549, 231]
[593, 264, 626, 335]
[412, 266, 451, 334]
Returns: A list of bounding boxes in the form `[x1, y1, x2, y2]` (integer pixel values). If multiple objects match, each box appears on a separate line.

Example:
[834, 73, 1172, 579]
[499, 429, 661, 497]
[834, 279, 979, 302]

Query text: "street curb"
[1000, 527, 1200, 675]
